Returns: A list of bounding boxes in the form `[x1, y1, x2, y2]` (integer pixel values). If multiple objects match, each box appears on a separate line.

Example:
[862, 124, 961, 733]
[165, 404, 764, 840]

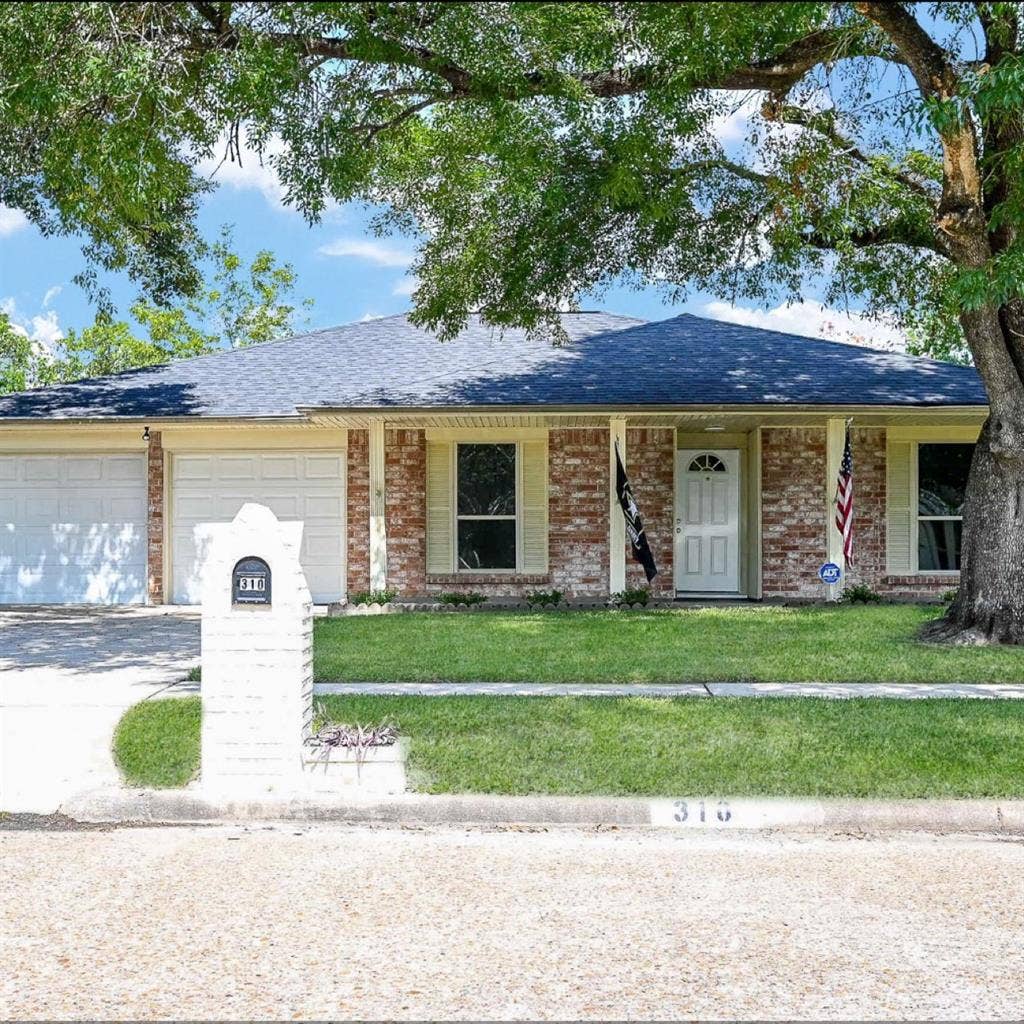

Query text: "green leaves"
[0, 3, 1021, 358]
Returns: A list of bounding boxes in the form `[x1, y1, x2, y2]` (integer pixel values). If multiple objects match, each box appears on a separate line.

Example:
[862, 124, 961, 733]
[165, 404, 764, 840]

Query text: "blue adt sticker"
[819, 562, 842, 585]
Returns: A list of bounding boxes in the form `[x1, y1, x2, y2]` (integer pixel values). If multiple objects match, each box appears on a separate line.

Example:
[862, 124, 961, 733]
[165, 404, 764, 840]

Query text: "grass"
[112, 697, 202, 788]
[313, 605, 1024, 684]
[112, 694, 1024, 798]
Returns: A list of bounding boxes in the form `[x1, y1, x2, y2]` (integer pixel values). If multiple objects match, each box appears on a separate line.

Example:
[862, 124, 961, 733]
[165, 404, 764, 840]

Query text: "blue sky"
[0, 99, 907, 353]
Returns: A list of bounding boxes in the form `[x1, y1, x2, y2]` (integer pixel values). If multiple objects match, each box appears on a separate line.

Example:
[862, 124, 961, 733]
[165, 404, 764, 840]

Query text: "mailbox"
[232, 556, 272, 606]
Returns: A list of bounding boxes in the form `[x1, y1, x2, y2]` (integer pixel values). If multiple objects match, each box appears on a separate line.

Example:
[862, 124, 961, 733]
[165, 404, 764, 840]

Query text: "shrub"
[438, 591, 487, 607]
[525, 588, 564, 608]
[843, 583, 883, 604]
[611, 586, 650, 607]
[941, 588, 958, 604]
[351, 589, 398, 606]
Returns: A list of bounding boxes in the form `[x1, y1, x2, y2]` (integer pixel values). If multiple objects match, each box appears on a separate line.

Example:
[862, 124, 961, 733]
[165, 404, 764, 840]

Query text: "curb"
[61, 788, 1024, 834]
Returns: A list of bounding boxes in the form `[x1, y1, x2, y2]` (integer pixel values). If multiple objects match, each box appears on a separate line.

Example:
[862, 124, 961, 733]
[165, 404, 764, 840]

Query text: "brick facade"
[346, 429, 370, 597]
[624, 428, 675, 597]
[339, 422, 954, 604]
[760, 425, 959, 600]
[548, 428, 609, 596]
[384, 429, 427, 595]
[146, 430, 164, 603]
[760, 428, 827, 599]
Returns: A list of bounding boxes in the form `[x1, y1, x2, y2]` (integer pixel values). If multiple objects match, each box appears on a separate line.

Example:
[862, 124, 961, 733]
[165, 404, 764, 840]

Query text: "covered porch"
[310, 404, 986, 603]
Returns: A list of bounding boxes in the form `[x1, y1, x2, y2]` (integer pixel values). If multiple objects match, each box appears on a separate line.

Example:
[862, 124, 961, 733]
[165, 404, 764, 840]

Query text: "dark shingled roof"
[0, 311, 987, 419]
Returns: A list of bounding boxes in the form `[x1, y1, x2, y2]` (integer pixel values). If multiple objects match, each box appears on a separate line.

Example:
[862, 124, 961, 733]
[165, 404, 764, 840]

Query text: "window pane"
[918, 519, 962, 571]
[457, 444, 516, 515]
[918, 444, 972, 516]
[458, 519, 516, 570]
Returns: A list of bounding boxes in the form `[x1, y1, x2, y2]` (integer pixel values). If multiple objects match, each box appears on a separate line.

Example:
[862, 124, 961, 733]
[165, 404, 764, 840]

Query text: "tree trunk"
[923, 311, 1024, 644]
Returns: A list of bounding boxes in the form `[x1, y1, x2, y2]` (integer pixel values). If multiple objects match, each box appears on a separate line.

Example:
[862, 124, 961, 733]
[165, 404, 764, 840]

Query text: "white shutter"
[886, 438, 914, 573]
[426, 440, 454, 573]
[519, 439, 549, 573]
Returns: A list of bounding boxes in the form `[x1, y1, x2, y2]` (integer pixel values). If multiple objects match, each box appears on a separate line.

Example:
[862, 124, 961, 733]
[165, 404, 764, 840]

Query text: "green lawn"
[313, 605, 1024, 684]
[113, 694, 1024, 797]
[112, 696, 202, 788]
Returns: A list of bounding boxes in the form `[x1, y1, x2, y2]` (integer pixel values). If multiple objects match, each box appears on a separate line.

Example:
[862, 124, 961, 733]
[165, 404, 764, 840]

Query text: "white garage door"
[0, 453, 147, 604]
[171, 450, 345, 604]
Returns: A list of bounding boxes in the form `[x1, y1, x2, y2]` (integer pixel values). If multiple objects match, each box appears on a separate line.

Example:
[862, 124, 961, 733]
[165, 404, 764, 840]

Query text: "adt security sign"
[818, 562, 842, 586]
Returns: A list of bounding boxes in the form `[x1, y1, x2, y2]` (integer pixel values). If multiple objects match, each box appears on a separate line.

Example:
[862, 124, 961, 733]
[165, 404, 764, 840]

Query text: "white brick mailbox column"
[200, 503, 313, 795]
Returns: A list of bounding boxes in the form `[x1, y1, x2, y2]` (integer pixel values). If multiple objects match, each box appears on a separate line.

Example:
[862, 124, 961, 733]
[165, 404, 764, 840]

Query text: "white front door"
[674, 449, 741, 593]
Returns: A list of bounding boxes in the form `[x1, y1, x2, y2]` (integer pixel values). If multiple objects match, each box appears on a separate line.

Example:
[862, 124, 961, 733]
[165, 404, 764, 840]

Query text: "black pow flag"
[615, 442, 658, 583]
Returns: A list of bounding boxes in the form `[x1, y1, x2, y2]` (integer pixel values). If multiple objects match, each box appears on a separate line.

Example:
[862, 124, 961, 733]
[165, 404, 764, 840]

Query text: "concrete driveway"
[0, 607, 200, 812]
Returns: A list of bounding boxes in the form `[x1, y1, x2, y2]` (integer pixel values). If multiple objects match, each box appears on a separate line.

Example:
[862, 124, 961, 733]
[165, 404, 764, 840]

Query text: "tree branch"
[853, 2, 958, 98]
[803, 221, 945, 254]
[855, 1, 986, 262]
[765, 102, 939, 204]
[667, 158, 772, 185]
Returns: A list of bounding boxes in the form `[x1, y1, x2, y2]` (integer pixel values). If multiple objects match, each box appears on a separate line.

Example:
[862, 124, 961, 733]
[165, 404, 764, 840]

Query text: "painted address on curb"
[649, 798, 829, 829]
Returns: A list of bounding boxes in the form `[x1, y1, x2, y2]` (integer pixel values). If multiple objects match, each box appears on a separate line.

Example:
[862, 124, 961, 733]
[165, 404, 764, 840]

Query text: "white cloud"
[1, 297, 64, 352]
[197, 131, 287, 207]
[391, 275, 419, 297]
[0, 206, 28, 237]
[319, 238, 414, 267]
[42, 285, 62, 308]
[701, 299, 906, 352]
[27, 310, 63, 348]
[359, 311, 385, 322]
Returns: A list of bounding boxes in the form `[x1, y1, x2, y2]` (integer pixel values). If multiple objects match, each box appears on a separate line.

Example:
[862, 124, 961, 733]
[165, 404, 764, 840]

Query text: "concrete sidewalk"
[312, 680, 1024, 699]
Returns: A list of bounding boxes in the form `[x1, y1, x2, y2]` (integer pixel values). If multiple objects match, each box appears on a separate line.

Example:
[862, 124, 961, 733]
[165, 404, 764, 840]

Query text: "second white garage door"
[170, 450, 345, 604]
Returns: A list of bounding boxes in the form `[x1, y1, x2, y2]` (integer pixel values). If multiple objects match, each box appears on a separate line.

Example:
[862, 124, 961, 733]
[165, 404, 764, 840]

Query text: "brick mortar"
[146, 430, 164, 604]
[346, 429, 370, 596]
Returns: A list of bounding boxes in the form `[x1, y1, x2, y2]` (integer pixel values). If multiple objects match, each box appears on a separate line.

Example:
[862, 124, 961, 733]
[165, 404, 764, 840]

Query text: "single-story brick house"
[0, 311, 986, 605]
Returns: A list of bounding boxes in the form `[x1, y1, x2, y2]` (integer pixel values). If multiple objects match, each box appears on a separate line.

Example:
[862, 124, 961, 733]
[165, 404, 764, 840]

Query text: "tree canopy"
[1, 226, 310, 392]
[1, 2, 1018, 348]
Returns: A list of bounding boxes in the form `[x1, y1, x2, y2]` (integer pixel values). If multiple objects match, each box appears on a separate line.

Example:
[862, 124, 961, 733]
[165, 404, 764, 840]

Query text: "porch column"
[609, 418, 626, 595]
[825, 417, 847, 600]
[369, 417, 388, 592]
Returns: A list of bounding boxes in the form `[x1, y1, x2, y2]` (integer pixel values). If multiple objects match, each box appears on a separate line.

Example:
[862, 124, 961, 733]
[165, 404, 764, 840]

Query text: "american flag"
[835, 425, 854, 566]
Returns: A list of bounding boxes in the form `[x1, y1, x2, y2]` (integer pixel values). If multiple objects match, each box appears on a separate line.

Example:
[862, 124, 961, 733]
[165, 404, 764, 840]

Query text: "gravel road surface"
[1, 824, 1021, 1020]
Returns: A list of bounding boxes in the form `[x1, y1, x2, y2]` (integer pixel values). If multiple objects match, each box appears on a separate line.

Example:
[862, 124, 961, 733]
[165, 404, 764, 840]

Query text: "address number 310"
[673, 799, 732, 824]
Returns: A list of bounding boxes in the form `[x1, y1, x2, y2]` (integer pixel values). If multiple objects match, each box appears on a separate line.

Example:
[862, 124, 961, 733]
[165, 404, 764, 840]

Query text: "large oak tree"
[2, 2, 1023, 642]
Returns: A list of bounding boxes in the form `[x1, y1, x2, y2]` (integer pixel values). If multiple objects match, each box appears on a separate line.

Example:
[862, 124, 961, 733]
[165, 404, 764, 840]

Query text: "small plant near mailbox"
[525, 588, 564, 609]
[438, 591, 487, 607]
[611, 586, 650, 607]
[350, 589, 398, 606]
[843, 583, 883, 604]
[306, 700, 400, 773]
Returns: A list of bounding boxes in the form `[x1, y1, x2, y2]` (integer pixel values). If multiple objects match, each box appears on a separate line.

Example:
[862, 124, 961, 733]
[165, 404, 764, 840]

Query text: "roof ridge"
[673, 310, 948, 364]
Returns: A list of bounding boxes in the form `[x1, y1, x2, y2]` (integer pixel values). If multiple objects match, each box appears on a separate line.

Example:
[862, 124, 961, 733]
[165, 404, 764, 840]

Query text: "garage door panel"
[0, 454, 146, 604]
[261, 455, 300, 480]
[304, 454, 343, 479]
[171, 449, 345, 604]
[174, 455, 213, 481]
[23, 458, 60, 482]
[301, 527, 344, 562]
[220, 455, 258, 479]
[26, 497, 59, 521]
[66, 458, 103, 482]
[303, 494, 343, 519]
